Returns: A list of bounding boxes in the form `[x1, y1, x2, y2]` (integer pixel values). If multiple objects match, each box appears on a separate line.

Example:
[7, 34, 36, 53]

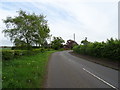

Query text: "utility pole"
[50, 34, 52, 48]
[74, 33, 75, 41]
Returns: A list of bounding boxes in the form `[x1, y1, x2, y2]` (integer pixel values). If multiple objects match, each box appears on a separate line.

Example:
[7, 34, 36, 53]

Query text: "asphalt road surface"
[45, 50, 118, 89]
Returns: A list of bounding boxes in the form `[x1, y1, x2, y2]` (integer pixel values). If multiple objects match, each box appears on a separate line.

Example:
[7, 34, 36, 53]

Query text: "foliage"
[2, 48, 45, 60]
[2, 50, 14, 60]
[2, 51, 56, 88]
[81, 37, 90, 45]
[2, 10, 50, 49]
[51, 37, 65, 50]
[0, 48, 11, 51]
[73, 38, 120, 60]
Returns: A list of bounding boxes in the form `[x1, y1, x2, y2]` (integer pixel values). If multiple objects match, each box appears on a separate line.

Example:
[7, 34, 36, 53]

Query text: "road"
[45, 50, 118, 89]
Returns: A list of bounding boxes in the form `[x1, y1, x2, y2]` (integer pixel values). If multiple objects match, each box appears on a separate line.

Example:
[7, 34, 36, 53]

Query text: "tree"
[13, 38, 27, 49]
[2, 10, 50, 49]
[51, 37, 65, 50]
[81, 37, 89, 45]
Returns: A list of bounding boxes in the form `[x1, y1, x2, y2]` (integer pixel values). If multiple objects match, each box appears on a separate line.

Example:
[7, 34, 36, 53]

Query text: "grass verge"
[2, 50, 56, 88]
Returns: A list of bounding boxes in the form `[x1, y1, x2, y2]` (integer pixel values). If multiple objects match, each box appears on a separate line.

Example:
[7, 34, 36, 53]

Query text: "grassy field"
[0, 48, 11, 51]
[2, 50, 56, 88]
[0, 60, 1, 89]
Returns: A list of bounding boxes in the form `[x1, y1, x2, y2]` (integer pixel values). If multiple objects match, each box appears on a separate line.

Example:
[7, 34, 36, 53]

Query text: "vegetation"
[81, 37, 90, 45]
[1, 9, 65, 88]
[73, 38, 120, 60]
[2, 8, 119, 88]
[51, 37, 65, 50]
[2, 50, 56, 88]
[2, 48, 45, 60]
[2, 10, 50, 50]
[0, 48, 11, 51]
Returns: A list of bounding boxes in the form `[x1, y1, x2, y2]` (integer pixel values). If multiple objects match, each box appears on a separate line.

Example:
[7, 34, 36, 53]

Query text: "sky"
[0, 0, 119, 46]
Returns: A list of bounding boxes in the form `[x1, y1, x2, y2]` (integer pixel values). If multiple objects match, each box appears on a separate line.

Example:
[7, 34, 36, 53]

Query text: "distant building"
[64, 39, 78, 49]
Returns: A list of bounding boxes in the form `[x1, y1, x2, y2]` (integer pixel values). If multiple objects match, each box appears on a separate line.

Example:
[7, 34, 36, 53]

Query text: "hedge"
[73, 38, 120, 60]
[2, 48, 45, 60]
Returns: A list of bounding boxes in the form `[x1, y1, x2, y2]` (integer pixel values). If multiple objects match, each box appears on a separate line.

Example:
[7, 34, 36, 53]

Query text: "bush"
[40, 48, 45, 53]
[2, 48, 46, 60]
[73, 45, 79, 53]
[2, 50, 14, 60]
[73, 38, 120, 60]
[58, 48, 64, 51]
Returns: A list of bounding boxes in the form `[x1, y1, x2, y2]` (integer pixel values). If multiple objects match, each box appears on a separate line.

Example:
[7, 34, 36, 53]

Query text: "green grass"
[2, 50, 56, 88]
[0, 48, 11, 51]
[0, 60, 2, 89]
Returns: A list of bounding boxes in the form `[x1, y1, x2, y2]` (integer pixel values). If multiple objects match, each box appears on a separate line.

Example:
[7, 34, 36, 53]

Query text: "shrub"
[58, 48, 64, 51]
[73, 45, 79, 53]
[2, 48, 46, 60]
[2, 50, 14, 60]
[40, 48, 45, 53]
[73, 38, 120, 60]
[85, 43, 94, 56]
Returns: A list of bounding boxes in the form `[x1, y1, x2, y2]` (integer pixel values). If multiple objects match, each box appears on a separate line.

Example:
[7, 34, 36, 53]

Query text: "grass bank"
[2, 50, 56, 88]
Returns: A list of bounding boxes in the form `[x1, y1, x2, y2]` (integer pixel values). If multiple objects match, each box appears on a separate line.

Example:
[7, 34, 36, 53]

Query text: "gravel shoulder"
[70, 51, 118, 70]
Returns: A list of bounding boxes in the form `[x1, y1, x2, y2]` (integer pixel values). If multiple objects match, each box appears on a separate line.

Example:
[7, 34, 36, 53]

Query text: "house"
[64, 39, 78, 49]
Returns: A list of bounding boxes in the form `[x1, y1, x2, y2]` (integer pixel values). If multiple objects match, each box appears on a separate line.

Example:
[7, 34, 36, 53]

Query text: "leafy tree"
[51, 37, 65, 50]
[2, 10, 50, 49]
[81, 37, 90, 45]
[13, 38, 28, 49]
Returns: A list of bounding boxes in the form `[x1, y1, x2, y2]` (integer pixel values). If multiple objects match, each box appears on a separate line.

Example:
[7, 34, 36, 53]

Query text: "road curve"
[45, 50, 118, 88]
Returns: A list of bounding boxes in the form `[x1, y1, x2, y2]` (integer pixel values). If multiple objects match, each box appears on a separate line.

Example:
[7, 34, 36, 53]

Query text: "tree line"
[2, 10, 78, 50]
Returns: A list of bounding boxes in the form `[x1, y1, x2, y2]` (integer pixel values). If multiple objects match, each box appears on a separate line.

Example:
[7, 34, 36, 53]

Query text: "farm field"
[2, 50, 56, 88]
[0, 48, 11, 51]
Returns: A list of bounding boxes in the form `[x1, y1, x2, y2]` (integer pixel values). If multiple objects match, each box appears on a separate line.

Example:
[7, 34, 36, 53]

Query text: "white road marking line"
[82, 68, 117, 89]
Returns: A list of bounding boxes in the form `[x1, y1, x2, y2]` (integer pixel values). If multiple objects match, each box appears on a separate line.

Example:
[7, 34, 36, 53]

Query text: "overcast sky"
[0, 0, 119, 46]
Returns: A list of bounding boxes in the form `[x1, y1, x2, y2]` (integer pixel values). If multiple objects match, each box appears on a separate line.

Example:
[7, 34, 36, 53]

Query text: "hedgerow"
[73, 38, 120, 60]
[2, 48, 46, 60]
